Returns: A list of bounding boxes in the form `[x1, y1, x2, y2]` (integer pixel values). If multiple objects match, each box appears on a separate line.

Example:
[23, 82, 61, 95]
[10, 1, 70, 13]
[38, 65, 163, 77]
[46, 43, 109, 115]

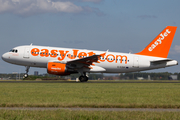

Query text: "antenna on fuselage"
[129, 50, 133, 54]
[106, 49, 109, 54]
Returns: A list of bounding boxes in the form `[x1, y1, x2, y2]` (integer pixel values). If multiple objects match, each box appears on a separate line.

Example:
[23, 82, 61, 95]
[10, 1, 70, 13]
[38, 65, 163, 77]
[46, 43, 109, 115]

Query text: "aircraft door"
[23, 47, 30, 58]
[133, 56, 139, 68]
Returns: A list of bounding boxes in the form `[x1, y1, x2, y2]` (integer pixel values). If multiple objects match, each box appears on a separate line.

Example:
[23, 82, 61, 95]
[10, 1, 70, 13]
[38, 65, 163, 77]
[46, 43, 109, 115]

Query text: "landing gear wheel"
[23, 73, 28, 78]
[79, 76, 88, 82]
[23, 66, 30, 79]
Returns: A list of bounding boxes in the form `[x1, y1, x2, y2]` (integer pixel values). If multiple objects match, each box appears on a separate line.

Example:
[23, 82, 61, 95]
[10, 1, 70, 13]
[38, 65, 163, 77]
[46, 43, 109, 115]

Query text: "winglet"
[136, 26, 177, 58]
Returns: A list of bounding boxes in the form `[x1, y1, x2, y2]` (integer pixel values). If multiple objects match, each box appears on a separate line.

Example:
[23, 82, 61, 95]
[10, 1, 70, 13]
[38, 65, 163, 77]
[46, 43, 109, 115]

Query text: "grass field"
[1, 110, 180, 120]
[0, 81, 180, 119]
[0, 82, 180, 108]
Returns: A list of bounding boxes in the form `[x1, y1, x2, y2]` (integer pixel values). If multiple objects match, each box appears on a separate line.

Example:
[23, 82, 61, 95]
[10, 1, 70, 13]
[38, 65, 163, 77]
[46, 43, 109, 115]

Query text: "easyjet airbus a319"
[2, 26, 178, 82]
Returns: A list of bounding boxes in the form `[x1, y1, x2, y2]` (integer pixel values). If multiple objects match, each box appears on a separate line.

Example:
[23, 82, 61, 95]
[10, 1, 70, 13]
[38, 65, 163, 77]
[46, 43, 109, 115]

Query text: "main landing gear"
[23, 66, 30, 78]
[79, 72, 89, 82]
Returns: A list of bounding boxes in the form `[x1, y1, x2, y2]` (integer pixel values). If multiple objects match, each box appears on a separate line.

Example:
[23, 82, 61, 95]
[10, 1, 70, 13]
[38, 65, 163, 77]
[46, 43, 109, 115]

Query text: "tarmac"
[0, 107, 180, 112]
[0, 80, 180, 83]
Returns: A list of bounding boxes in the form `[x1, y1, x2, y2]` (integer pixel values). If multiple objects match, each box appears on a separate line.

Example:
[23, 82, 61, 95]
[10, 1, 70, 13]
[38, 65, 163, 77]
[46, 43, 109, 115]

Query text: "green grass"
[0, 82, 180, 108]
[0, 110, 180, 120]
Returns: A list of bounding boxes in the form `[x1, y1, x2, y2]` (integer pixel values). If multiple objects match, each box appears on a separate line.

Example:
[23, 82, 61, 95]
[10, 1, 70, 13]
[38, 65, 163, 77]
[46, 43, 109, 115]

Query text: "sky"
[0, 0, 180, 74]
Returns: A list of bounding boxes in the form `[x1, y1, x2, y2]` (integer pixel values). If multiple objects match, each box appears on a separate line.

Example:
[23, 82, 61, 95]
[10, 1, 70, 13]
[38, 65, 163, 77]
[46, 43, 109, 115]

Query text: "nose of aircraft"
[2, 53, 9, 62]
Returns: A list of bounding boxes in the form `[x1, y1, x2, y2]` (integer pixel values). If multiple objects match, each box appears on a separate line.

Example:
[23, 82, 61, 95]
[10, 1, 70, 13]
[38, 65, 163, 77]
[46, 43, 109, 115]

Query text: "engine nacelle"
[47, 62, 70, 75]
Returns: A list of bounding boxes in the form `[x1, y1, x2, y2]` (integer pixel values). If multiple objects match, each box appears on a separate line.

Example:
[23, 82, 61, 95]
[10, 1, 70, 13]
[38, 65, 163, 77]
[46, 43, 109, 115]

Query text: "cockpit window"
[9, 49, 18, 53]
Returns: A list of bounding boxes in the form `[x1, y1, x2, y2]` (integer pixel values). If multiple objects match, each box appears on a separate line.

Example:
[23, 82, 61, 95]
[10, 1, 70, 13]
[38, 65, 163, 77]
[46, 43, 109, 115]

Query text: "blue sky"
[0, 0, 180, 74]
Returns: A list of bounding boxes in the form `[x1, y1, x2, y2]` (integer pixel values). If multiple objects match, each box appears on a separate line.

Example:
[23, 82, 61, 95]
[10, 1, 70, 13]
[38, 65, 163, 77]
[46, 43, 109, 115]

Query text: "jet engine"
[47, 62, 71, 75]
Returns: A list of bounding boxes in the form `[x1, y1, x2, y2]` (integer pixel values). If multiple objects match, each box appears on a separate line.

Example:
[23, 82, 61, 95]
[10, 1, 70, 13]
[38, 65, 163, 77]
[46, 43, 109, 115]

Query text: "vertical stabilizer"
[136, 26, 177, 58]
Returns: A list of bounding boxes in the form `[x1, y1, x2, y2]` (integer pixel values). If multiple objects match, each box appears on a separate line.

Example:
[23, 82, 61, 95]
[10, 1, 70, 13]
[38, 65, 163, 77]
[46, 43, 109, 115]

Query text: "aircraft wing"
[66, 53, 105, 69]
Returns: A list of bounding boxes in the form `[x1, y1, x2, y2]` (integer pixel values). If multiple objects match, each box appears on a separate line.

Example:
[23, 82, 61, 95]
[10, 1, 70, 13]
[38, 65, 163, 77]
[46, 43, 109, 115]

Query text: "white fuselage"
[2, 45, 178, 73]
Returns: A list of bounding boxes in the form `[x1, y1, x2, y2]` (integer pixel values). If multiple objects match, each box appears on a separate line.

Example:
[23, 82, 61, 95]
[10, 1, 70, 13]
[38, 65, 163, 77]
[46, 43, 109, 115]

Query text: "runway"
[0, 80, 180, 83]
[0, 107, 180, 112]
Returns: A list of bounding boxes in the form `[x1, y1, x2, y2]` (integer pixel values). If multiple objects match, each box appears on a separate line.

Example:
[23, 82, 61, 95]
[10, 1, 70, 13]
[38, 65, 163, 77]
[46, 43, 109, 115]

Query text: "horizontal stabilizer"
[151, 59, 174, 65]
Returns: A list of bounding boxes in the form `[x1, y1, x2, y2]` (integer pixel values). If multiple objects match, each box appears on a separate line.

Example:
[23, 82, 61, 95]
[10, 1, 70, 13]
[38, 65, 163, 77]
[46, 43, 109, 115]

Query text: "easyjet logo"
[51, 68, 62, 70]
[31, 48, 128, 64]
[148, 29, 171, 51]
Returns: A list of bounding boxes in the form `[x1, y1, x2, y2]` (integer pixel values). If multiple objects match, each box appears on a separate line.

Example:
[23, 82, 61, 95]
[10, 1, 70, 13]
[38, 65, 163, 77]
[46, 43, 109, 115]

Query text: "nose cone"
[2, 53, 9, 62]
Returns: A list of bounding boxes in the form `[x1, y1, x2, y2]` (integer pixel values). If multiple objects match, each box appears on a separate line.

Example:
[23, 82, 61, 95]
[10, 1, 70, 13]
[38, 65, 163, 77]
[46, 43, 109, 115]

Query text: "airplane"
[1, 26, 178, 82]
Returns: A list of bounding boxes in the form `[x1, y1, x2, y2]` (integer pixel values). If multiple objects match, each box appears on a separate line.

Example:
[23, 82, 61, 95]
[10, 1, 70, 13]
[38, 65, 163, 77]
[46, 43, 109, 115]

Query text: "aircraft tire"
[23, 74, 28, 78]
[79, 76, 88, 82]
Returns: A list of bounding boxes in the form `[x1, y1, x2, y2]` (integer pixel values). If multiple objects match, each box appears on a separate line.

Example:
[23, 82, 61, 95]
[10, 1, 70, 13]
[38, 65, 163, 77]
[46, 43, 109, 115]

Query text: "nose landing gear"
[23, 66, 30, 78]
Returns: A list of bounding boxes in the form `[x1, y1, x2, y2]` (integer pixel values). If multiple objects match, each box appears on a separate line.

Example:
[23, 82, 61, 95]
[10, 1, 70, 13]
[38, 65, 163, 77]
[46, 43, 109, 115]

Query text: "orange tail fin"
[136, 26, 177, 58]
